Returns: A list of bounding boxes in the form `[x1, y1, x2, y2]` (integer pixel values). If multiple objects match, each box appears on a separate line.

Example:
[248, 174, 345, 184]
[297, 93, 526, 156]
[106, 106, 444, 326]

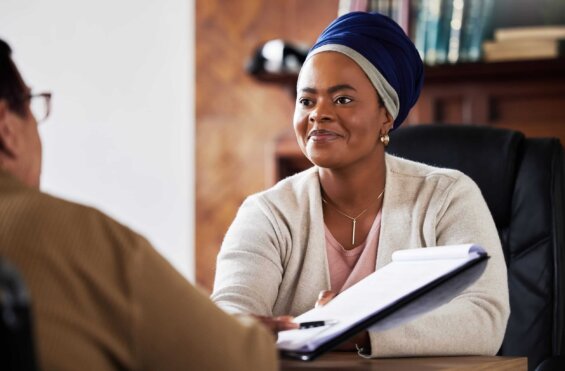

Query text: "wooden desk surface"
[280, 353, 527, 370]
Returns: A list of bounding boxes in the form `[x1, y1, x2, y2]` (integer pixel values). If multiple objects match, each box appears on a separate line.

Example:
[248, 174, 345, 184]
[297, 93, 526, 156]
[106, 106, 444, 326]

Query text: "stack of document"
[483, 25, 565, 62]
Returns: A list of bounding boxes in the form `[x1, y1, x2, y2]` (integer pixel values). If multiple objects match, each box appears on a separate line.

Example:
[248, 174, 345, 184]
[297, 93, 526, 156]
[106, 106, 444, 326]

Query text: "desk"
[280, 353, 527, 370]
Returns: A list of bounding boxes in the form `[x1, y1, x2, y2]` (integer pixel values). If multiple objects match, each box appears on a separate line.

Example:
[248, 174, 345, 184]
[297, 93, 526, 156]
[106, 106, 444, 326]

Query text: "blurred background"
[0, 0, 194, 279]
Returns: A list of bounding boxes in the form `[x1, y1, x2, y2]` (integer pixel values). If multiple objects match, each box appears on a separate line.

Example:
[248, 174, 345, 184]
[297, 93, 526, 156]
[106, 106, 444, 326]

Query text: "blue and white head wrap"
[307, 12, 424, 129]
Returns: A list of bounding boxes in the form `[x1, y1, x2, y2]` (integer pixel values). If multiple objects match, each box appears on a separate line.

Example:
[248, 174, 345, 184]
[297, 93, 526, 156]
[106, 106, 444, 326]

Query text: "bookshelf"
[268, 57, 565, 183]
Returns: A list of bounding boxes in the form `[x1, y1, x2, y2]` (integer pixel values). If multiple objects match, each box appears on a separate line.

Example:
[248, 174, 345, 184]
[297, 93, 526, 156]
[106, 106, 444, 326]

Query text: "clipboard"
[277, 244, 489, 361]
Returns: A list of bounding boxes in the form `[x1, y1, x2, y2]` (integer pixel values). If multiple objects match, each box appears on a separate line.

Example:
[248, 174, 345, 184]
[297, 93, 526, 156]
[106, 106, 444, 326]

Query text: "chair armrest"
[535, 356, 565, 371]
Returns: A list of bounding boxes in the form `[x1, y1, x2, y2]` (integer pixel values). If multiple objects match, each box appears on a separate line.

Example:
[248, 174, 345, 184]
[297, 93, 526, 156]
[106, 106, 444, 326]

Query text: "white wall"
[0, 0, 195, 280]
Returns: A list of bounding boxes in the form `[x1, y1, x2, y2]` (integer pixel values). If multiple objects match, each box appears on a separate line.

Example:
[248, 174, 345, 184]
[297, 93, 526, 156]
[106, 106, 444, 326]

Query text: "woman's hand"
[315, 290, 336, 308]
[250, 315, 299, 335]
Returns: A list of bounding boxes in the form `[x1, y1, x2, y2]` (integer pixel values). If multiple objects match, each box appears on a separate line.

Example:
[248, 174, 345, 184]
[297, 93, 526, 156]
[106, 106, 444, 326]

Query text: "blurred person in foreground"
[0, 38, 278, 371]
[212, 12, 509, 356]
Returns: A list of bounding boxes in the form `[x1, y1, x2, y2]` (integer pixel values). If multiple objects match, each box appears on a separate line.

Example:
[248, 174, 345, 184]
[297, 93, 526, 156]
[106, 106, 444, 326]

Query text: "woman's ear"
[0, 100, 9, 148]
[381, 110, 394, 135]
[0, 100, 17, 158]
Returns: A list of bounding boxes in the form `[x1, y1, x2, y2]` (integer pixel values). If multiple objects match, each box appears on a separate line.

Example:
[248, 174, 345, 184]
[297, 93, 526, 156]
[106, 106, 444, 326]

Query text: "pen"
[298, 320, 338, 329]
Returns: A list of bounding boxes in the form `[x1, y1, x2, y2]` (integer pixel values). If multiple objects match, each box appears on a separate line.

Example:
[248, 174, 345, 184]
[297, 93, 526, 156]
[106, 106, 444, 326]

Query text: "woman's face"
[293, 51, 392, 170]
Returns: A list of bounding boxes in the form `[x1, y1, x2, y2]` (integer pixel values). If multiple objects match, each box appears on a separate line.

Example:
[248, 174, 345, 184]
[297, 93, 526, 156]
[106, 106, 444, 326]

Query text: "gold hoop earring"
[380, 133, 390, 146]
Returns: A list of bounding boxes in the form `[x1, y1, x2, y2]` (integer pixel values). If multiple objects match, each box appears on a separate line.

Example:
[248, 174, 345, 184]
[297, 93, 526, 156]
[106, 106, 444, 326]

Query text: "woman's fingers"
[246, 289, 337, 336]
[273, 315, 299, 331]
[251, 314, 299, 334]
[315, 290, 336, 308]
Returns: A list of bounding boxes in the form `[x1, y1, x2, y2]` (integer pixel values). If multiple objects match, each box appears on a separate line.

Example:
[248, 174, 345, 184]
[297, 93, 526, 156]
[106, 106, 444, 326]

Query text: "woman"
[212, 12, 509, 357]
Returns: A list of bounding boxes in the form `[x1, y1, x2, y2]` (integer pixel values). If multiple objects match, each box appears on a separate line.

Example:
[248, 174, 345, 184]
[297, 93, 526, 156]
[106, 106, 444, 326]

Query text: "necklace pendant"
[352, 218, 357, 245]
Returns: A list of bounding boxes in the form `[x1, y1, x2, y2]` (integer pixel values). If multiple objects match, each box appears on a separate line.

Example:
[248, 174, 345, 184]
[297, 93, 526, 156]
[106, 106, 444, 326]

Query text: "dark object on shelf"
[387, 124, 565, 371]
[0, 257, 39, 371]
[247, 39, 308, 84]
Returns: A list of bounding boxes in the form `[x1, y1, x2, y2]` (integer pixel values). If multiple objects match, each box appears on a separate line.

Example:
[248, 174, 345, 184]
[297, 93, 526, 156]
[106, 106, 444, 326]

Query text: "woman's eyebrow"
[298, 84, 357, 94]
[327, 84, 356, 94]
[299, 87, 317, 94]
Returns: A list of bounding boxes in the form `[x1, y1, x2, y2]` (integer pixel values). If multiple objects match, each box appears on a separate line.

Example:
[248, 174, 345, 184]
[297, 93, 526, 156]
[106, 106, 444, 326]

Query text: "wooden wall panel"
[196, 0, 339, 291]
[491, 93, 565, 123]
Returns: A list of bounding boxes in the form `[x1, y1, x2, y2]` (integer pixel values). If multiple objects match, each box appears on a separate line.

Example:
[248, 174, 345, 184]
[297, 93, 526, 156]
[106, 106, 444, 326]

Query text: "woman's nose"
[309, 101, 334, 123]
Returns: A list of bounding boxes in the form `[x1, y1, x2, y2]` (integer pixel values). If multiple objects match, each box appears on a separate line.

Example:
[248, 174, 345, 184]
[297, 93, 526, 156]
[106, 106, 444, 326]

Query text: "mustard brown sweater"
[0, 170, 277, 371]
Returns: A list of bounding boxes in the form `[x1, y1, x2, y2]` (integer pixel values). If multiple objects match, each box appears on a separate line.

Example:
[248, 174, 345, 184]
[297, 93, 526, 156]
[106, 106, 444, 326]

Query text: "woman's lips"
[308, 129, 340, 142]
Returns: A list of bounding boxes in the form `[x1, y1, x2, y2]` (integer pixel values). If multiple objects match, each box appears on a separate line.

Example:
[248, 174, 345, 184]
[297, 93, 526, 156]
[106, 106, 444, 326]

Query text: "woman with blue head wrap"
[213, 12, 509, 358]
[307, 11, 424, 130]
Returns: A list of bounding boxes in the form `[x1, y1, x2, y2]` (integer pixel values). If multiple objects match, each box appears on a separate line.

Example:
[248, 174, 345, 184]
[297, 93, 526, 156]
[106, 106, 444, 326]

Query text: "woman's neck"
[318, 154, 386, 211]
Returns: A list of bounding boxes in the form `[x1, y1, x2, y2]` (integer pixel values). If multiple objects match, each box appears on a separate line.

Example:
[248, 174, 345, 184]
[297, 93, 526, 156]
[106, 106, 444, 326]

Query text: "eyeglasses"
[27, 92, 52, 123]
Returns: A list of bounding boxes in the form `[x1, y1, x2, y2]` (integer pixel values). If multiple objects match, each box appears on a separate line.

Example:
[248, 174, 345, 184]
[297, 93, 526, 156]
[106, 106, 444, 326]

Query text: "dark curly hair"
[0, 39, 28, 117]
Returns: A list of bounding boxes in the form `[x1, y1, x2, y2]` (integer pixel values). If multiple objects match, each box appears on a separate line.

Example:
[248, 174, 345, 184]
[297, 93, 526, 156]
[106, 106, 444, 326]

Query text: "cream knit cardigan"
[212, 154, 510, 356]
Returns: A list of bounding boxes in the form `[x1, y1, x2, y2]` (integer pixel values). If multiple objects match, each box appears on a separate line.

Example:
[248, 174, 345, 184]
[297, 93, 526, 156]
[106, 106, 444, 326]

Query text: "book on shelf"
[412, 0, 429, 60]
[483, 38, 565, 62]
[433, 0, 454, 64]
[396, 0, 412, 35]
[411, 0, 495, 65]
[278, 244, 489, 361]
[423, 0, 444, 65]
[366, 0, 412, 35]
[459, 0, 495, 63]
[373, 0, 388, 14]
[337, 1, 413, 40]
[494, 25, 565, 42]
[483, 25, 565, 62]
[446, 0, 465, 63]
[338, 0, 369, 16]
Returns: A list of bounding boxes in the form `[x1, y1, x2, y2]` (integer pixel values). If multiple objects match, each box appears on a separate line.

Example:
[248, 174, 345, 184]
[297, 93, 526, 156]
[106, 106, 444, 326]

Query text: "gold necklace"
[322, 189, 385, 246]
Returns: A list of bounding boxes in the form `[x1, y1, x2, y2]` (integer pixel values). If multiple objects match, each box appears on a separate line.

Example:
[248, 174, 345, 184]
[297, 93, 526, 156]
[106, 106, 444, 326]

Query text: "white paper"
[277, 244, 486, 352]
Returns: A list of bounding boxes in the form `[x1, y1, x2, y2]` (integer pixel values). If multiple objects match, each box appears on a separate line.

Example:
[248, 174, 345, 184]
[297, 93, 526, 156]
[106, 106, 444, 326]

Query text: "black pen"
[298, 320, 338, 329]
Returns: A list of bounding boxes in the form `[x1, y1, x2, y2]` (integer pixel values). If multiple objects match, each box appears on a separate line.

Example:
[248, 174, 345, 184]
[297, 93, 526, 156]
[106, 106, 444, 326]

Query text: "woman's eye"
[335, 96, 352, 104]
[298, 98, 313, 107]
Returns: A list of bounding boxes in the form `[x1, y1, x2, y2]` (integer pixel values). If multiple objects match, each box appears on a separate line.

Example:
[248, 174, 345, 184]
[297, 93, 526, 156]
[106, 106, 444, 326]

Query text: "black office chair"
[386, 124, 565, 371]
[0, 257, 39, 371]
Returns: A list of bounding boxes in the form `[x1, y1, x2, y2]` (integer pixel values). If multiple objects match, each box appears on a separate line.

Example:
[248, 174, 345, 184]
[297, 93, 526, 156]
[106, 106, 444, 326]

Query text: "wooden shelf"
[252, 58, 565, 85]
[423, 58, 565, 83]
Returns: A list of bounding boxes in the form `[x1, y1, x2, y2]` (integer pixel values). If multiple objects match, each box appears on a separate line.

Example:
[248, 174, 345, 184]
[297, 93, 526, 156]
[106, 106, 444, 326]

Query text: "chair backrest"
[0, 257, 39, 371]
[386, 124, 565, 371]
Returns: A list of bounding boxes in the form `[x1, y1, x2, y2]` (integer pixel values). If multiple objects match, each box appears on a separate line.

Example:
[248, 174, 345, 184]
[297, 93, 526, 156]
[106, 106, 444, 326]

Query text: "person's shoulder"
[1, 179, 152, 276]
[251, 166, 318, 201]
[231, 167, 320, 222]
[386, 153, 468, 182]
[30, 189, 147, 245]
[385, 154, 481, 201]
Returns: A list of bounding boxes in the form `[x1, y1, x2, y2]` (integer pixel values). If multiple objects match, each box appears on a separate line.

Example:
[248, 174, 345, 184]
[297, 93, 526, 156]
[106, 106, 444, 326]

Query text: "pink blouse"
[325, 210, 382, 293]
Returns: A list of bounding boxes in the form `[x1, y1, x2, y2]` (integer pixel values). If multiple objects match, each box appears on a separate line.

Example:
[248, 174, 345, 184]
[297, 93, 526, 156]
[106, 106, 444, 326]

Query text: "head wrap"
[307, 12, 424, 129]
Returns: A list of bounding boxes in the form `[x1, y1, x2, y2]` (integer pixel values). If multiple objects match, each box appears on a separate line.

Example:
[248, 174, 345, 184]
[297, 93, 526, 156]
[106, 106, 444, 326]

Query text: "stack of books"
[411, 0, 495, 65]
[338, 0, 411, 34]
[338, 0, 496, 65]
[483, 25, 565, 62]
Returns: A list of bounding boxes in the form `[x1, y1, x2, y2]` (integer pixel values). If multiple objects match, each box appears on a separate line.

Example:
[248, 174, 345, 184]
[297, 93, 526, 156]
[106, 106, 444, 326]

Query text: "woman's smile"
[308, 129, 341, 143]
